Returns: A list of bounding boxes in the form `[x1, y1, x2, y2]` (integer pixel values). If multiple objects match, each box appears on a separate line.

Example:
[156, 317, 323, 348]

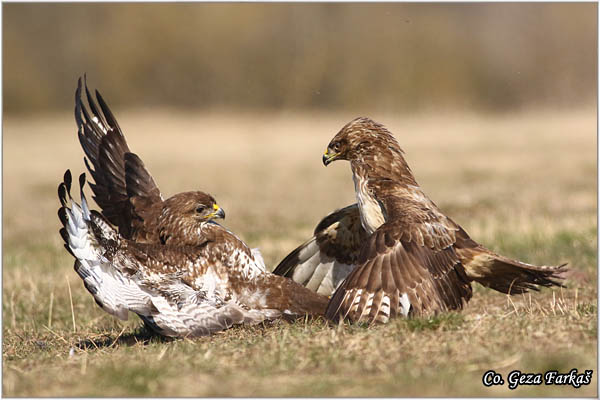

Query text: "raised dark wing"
[325, 220, 473, 324]
[75, 77, 162, 240]
[272, 204, 367, 296]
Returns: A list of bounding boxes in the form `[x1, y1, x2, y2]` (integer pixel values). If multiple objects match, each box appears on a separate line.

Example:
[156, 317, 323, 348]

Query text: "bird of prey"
[57, 79, 328, 337]
[273, 117, 566, 324]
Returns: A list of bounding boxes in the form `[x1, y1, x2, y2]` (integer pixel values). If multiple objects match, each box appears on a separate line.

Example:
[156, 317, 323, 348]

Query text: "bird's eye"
[196, 206, 206, 213]
[333, 142, 341, 152]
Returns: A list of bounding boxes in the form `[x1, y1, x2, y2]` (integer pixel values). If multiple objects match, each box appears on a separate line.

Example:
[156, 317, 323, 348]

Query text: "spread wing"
[59, 170, 327, 337]
[75, 77, 162, 240]
[58, 173, 268, 336]
[272, 204, 366, 296]
[325, 219, 473, 324]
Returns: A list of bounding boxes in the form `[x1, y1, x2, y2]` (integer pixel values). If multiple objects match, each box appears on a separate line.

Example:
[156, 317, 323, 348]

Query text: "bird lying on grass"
[273, 117, 567, 324]
[57, 79, 328, 337]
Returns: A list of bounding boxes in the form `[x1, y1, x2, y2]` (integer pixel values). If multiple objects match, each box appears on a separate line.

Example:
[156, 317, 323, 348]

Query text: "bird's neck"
[349, 156, 422, 234]
[157, 219, 217, 247]
[351, 164, 386, 235]
[351, 150, 418, 185]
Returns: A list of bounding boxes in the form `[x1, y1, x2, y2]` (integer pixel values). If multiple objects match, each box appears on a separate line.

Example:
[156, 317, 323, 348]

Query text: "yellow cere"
[213, 204, 219, 211]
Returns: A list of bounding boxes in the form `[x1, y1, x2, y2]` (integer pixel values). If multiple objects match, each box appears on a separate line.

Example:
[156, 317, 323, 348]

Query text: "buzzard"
[274, 117, 566, 324]
[58, 79, 328, 337]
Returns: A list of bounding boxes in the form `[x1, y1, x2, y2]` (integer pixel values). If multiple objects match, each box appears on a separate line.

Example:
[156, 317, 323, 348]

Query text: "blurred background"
[3, 2, 597, 115]
[3, 4, 598, 397]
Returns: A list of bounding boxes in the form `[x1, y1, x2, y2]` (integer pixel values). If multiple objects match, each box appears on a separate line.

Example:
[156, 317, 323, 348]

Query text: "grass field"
[3, 109, 597, 397]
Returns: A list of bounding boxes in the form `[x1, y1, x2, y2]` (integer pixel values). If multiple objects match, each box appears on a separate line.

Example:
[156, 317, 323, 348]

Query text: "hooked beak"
[322, 149, 339, 166]
[209, 204, 226, 220]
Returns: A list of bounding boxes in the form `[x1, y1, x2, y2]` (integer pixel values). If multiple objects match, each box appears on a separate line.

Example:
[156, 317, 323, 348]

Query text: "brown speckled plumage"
[275, 117, 567, 324]
[59, 79, 328, 337]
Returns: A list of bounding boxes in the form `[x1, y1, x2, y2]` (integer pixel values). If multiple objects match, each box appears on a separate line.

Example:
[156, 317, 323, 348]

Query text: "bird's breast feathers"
[352, 171, 386, 235]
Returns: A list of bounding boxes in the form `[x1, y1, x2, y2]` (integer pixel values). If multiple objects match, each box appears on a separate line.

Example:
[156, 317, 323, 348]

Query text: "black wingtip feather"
[83, 76, 110, 131]
[58, 182, 68, 207]
[64, 244, 75, 257]
[73, 259, 81, 273]
[272, 246, 302, 277]
[83, 157, 98, 176]
[60, 228, 75, 257]
[75, 78, 84, 126]
[79, 172, 86, 189]
[57, 206, 68, 224]
[84, 281, 98, 295]
[59, 226, 69, 243]
[95, 89, 122, 133]
[63, 169, 72, 191]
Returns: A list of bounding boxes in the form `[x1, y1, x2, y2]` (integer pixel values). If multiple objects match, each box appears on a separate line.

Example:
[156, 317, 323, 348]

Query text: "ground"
[2, 109, 597, 396]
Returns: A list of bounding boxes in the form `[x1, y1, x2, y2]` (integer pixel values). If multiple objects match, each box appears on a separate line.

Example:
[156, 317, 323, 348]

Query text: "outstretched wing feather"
[325, 222, 473, 324]
[74, 77, 163, 239]
[272, 204, 365, 296]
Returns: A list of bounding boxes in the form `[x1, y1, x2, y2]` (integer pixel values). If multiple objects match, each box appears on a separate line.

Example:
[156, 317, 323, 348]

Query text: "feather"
[59, 78, 331, 337]
[315, 117, 565, 324]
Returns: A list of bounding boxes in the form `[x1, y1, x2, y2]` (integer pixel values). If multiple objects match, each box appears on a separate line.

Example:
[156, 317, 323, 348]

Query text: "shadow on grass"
[74, 317, 307, 351]
[76, 324, 174, 350]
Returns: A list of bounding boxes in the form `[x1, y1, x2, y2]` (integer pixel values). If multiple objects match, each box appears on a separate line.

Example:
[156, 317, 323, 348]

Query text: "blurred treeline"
[3, 3, 597, 114]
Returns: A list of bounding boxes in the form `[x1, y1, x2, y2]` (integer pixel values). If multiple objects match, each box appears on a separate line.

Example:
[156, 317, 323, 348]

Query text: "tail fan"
[459, 247, 567, 294]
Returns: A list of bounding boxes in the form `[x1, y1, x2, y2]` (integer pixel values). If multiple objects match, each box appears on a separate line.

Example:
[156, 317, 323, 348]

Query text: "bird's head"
[162, 191, 225, 224]
[157, 191, 225, 246]
[322, 117, 398, 166]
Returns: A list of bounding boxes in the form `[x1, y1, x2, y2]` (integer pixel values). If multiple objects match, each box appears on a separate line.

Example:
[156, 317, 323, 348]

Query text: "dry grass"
[3, 109, 597, 397]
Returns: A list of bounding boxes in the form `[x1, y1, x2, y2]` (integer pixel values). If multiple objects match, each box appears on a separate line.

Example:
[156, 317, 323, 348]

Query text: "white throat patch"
[352, 172, 386, 235]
